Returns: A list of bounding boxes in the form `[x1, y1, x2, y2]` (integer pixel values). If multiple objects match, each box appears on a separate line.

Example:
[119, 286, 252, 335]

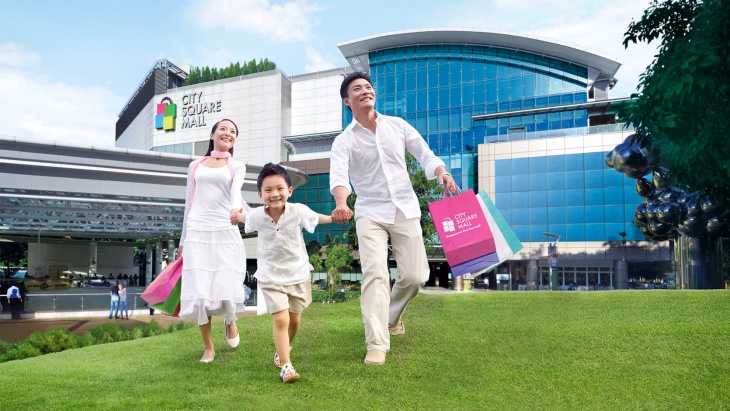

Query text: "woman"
[178, 119, 247, 363]
[109, 281, 120, 319]
[117, 281, 129, 320]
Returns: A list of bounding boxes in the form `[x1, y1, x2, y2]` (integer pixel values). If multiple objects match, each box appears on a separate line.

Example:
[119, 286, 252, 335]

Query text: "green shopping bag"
[149, 276, 181, 317]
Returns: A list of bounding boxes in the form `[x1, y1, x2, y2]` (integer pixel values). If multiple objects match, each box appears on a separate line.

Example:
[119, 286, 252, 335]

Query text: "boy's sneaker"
[280, 363, 300, 383]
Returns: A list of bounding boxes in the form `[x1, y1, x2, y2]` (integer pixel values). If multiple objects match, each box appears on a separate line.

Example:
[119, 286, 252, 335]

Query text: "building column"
[89, 240, 98, 277]
[155, 241, 163, 279]
[167, 239, 177, 262]
[614, 259, 628, 290]
[146, 243, 153, 285]
[527, 259, 539, 290]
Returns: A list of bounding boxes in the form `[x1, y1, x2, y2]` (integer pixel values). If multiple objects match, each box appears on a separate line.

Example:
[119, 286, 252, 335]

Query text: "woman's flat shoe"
[200, 350, 215, 363]
[225, 321, 240, 348]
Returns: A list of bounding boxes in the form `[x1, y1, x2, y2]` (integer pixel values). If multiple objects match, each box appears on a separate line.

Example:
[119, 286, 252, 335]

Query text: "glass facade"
[494, 152, 644, 242]
[151, 142, 192, 155]
[367, 44, 588, 191]
[289, 173, 348, 244]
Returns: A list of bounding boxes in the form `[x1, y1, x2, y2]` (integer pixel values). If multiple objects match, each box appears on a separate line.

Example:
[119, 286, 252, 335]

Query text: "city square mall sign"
[155, 91, 223, 131]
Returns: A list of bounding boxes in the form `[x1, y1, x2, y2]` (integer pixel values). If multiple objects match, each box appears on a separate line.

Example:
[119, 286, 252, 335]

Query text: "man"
[330, 72, 456, 365]
[7, 282, 23, 319]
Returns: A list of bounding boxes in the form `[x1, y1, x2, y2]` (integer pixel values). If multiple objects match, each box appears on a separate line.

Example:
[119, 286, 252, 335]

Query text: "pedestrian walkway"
[0, 310, 256, 342]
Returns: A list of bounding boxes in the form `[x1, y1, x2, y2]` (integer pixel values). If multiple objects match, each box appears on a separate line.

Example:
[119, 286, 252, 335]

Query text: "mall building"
[115, 29, 670, 290]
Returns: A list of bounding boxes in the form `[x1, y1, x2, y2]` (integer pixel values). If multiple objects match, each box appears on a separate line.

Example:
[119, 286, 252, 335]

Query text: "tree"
[182, 59, 277, 87]
[324, 240, 353, 302]
[0, 242, 28, 275]
[622, 0, 730, 204]
[344, 151, 443, 249]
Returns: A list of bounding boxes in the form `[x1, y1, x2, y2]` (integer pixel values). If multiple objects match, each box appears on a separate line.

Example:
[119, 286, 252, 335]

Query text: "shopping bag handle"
[443, 184, 461, 198]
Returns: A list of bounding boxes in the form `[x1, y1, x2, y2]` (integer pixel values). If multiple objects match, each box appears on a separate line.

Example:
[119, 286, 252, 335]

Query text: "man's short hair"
[339, 71, 372, 99]
[257, 162, 292, 192]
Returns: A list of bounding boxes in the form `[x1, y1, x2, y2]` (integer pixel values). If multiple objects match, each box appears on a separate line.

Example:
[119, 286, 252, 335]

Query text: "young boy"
[233, 162, 340, 383]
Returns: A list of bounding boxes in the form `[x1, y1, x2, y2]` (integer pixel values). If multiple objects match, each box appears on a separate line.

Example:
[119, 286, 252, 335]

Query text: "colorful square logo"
[155, 97, 176, 131]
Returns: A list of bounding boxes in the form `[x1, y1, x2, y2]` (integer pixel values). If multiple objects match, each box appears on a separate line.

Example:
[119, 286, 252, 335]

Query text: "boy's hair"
[339, 71, 372, 99]
[257, 162, 292, 192]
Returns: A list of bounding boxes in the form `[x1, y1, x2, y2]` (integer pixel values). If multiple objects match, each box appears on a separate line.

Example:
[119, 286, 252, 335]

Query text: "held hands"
[439, 173, 457, 194]
[332, 204, 353, 224]
[230, 208, 245, 225]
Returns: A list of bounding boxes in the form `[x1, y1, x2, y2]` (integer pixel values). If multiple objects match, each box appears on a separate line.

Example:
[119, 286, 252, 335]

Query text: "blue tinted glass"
[585, 224, 605, 241]
[495, 159, 511, 175]
[428, 109, 438, 130]
[509, 77, 523, 99]
[547, 173, 565, 190]
[566, 189, 585, 206]
[605, 224, 625, 241]
[603, 168, 623, 187]
[416, 67, 428, 89]
[495, 193, 511, 209]
[498, 78, 510, 100]
[486, 79, 497, 101]
[512, 174, 529, 191]
[584, 152, 605, 170]
[511, 158, 528, 175]
[547, 156, 564, 172]
[546, 225, 567, 240]
[585, 205, 604, 223]
[529, 156, 546, 172]
[529, 225, 549, 242]
[585, 188, 604, 205]
[626, 223, 644, 241]
[530, 173, 547, 191]
[512, 192, 529, 206]
[566, 206, 584, 223]
[474, 81, 486, 104]
[548, 207, 565, 224]
[529, 191, 547, 207]
[585, 170, 603, 188]
[548, 190, 565, 206]
[530, 208, 547, 224]
[604, 187, 624, 205]
[513, 225, 529, 242]
[565, 172, 585, 189]
[462, 61, 473, 82]
[512, 208, 529, 225]
[485, 63, 497, 78]
[605, 205, 624, 223]
[565, 154, 584, 171]
[567, 224, 585, 241]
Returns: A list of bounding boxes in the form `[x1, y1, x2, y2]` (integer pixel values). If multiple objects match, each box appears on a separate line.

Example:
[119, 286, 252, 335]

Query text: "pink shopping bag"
[428, 189, 496, 270]
[141, 257, 183, 305]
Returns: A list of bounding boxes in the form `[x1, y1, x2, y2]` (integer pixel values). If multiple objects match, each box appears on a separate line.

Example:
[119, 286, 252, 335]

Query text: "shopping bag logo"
[442, 218, 455, 233]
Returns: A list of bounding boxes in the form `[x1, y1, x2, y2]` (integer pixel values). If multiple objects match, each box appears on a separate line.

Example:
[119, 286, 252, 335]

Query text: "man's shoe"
[280, 363, 300, 383]
[364, 349, 386, 366]
[388, 320, 405, 336]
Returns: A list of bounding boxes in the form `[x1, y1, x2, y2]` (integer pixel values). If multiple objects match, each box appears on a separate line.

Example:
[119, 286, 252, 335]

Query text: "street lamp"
[542, 232, 560, 291]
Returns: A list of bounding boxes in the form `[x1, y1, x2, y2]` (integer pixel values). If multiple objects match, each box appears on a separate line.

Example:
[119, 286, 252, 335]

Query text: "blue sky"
[0, 0, 656, 147]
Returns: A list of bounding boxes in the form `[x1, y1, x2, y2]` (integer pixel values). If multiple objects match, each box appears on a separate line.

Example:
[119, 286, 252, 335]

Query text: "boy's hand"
[332, 205, 352, 224]
[230, 208, 243, 225]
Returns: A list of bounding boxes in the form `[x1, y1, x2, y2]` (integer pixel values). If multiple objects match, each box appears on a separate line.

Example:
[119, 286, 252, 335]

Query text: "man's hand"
[439, 173, 458, 194]
[332, 204, 353, 224]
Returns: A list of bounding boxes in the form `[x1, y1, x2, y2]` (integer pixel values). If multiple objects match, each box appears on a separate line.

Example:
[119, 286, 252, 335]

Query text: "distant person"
[133, 274, 139, 287]
[7, 283, 23, 319]
[109, 282, 120, 319]
[234, 162, 336, 383]
[118, 281, 129, 320]
[178, 119, 247, 363]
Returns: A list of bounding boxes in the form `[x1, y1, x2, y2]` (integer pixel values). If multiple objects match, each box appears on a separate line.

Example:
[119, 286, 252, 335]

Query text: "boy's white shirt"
[244, 203, 318, 285]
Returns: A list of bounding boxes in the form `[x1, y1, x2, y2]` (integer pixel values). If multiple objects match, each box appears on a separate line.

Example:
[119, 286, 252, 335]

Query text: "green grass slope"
[2, 290, 728, 411]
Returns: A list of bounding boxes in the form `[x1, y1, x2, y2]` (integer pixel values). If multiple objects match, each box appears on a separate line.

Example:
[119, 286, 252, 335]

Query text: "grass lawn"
[2, 290, 729, 410]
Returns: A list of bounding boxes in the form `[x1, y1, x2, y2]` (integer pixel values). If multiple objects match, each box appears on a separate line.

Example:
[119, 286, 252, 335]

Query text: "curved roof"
[338, 28, 622, 80]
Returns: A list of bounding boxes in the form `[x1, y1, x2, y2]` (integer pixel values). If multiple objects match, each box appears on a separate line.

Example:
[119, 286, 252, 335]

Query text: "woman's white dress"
[179, 161, 247, 325]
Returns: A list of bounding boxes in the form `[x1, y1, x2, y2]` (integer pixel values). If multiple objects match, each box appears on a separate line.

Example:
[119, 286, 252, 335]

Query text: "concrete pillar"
[527, 259, 539, 290]
[155, 241, 163, 279]
[614, 259, 628, 290]
[89, 240, 98, 276]
[145, 243, 153, 285]
[167, 239, 177, 262]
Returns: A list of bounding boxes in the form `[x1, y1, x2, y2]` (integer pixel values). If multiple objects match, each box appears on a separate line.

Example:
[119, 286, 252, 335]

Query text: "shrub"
[312, 290, 360, 303]
[26, 328, 79, 354]
[168, 321, 195, 333]
[88, 323, 131, 345]
[2, 342, 42, 362]
[132, 320, 168, 339]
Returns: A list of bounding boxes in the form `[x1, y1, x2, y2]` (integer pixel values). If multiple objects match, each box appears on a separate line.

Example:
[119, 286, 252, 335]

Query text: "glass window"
[529, 190, 547, 207]
[585, 170, 603, 188]
[512, 208, 529, 225]
[604, 187, 624, 205]
[566, 189, 585, 206]
[450, 107, 461, 130]
[548, 190, 565, 206]
[548, 207, 565, 224]
[428, 65, 439, 88]
[462, 60, 473, 82]
[417, 89, 427, 111]
[496, 64, 510, 78]
[495, 176, 511, 193]
[450, 84, 461, 106]
[523, 73, 536, 98]
[512, 174, 529, 191]
[565, 154, 584, 171]
[416, 111, 427, 133]
[450, 61, 461, 84]
[511, 158, 528, 175]
[439, 63, 450, 84]
[585, 188, 604, 205]
[428, 109, 438, 131]
[529, 225, 549, 242]
[495, 159, 511, 176]
[605, 205, 624, 223]
[566, 207, 585, 224]
[530, 173, 547, 191]
[486, 79, 497, 102]
[474, 81, 486, 104]
[565, 171, 585, 189]
[439, 108, 450, 130]
[547, 156, 564, 172]
[585, 205, 604, 223]
[416, 67, 428, 89]
[529, 156, 546, 173]
[495, 193, 511, 209]
[567, 224, 585, 241]
[547, 173, 565, 190]
[509, 76, 523, 100]
[473, 62, 486, 81]
[530, 208, 547, 224]
[512, 192, 529, 206]
[461, 106, 473, 130]
[584, 152, 605, 170]
[405, 70, 417, 91]
[485, 63, 497, 79]
[513, 225, 529, 242]
[498, 78, 510, 101]
[585, 224, 605, 241]
[461, 83, 474, 105]
[604, 168, 623, 187]
[439, 87, 449, 109]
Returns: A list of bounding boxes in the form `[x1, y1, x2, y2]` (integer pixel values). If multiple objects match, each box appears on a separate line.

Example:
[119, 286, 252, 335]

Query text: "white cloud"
[0, 45, 123, 147]
[440, 0, 658, 97]
[0, 43, 41, 68]
[186, 0, 324, 42]
[304, 46, 336, 72]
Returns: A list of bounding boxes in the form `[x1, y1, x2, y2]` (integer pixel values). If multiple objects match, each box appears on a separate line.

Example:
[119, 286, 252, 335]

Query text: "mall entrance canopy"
[0, 136, 307, 241]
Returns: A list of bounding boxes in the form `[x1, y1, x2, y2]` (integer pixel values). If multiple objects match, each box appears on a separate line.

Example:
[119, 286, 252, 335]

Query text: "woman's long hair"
[204, 119, 238, 157]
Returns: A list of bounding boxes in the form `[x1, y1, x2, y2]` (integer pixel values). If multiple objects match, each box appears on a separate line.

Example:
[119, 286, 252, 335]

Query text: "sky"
[0, 0, 658, 148]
